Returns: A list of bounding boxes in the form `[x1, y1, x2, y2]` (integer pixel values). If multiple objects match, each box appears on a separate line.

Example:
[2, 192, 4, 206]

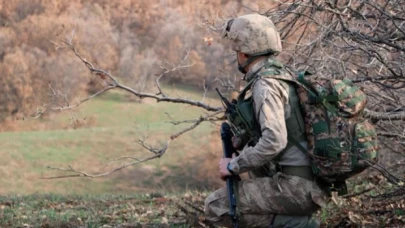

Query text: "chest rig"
[227, 59, 306, 154]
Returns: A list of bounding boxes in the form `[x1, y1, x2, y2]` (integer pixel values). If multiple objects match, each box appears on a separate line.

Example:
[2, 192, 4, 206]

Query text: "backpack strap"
[235, 76, 262, 145]
[276, 80, 307, 158]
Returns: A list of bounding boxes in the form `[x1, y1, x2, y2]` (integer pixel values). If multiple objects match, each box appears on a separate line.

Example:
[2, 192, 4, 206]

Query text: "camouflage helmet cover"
[222, 14, 282, 56]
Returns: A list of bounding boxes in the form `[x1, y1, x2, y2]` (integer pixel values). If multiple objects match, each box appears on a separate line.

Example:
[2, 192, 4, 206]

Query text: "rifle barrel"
[220, 122, 239, 228]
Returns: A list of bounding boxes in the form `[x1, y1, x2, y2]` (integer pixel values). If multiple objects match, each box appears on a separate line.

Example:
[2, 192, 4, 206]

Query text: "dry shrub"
[63, 115, 98, 130]
[0, 47, 39, 122]
[1, 0, 44, 23]
[196, 128, 223, 189]
[0, 0, 120, 125]
[1, 0, 248, 126]
[0, 44, 90, 121]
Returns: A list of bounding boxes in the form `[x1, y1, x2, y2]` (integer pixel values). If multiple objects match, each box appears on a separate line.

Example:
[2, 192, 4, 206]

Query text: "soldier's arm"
[228, 78, 289, 174]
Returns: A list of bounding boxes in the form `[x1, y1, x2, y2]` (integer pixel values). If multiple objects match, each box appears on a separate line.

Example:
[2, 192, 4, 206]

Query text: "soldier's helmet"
[222, 14, 282, 56]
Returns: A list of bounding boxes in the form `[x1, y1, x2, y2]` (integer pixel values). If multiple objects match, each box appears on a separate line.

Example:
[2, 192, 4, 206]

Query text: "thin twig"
[40, 33, 224, 178]
[343, 187, 376, 198]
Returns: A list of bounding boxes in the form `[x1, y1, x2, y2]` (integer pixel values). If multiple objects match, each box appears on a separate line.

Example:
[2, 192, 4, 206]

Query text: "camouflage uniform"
[204, 14, 329, 227]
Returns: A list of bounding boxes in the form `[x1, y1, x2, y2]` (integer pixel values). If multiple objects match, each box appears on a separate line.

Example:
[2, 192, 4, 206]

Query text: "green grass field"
[2, 86, 403, 227]
[0, 86, 223, 195]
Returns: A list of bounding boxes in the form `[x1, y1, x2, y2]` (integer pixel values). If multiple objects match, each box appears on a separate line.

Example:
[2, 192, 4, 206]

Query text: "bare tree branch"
[36, 31, 227, 178]
[364, 109, 405, 121]
[166, 110, 224, 125]
[41, 108, 223, 179]
[377, 131, 405, 139]
[42, 0, 405, 181]
[156, 50, 194, 97]
[41, 152, 164, 179]
[343, 187, 376, 199]
[43, 38, 222, 114]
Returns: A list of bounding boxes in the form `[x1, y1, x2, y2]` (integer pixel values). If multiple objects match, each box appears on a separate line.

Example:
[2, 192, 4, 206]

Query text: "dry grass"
[0, 192, 210, 227]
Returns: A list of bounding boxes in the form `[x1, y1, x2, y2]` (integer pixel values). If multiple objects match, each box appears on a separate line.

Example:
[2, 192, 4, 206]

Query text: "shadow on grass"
[98, 91, 138, 103]
[112, 152, 222, 194]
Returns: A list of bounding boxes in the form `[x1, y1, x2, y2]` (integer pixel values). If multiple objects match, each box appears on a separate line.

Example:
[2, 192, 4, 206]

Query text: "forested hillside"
[0, 0, 404, 227]
[0, 0, 278, 126]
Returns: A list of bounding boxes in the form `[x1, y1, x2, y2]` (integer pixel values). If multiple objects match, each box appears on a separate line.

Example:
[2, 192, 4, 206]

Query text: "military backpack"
[224, 60, 379, 190]
[286, 71, 379, 184]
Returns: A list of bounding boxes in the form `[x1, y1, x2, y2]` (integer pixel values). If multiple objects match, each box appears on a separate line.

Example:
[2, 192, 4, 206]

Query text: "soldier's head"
[221, 14, 282, 74]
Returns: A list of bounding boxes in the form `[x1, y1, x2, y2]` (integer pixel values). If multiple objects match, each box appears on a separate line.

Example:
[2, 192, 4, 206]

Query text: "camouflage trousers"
[204, 172, 328, 227]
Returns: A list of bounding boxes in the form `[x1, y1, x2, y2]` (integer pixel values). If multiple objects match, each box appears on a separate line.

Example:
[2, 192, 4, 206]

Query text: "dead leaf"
[348, 211, 362, 224]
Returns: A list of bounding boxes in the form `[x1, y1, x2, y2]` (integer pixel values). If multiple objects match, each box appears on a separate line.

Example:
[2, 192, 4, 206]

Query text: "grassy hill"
[0, 85, 223, 195]
[0, 86, 404, 227]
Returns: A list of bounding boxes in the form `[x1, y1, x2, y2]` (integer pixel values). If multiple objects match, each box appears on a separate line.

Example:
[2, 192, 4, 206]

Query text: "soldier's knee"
[204, 192, 216, 220]
[204, 195, 211, 215]
[204, 189, 229, 223]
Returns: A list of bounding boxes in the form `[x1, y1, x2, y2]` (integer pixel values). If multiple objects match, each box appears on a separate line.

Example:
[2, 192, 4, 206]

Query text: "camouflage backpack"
[287, 71, 379, 185]
[220, 59, 379, 190]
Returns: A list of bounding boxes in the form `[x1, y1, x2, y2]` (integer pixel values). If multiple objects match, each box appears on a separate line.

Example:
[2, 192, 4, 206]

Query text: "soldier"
[204, 14, 329, 227]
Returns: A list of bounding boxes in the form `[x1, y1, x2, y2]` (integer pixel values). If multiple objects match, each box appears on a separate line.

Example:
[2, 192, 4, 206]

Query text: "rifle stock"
[220, 122, 239, 228]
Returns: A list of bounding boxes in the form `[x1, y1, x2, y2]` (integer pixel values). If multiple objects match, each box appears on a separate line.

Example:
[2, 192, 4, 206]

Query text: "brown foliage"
[0, 0, 121, 122]
[266, 0, 405, 162]
[1, 0, 404, 195]
[0, 0, 247, 124]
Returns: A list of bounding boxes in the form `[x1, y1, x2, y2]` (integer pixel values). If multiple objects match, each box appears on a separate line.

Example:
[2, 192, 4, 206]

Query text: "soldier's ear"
[236, 52, 249, 62]
[230, 91, 239, 101]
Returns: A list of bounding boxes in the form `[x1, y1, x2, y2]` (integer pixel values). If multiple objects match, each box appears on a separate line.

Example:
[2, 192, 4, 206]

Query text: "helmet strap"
[238, 50, 276, 76]
[238, 55, 262, 75]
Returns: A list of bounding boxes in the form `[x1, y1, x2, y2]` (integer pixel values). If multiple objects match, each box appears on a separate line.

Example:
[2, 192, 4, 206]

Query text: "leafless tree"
[38, 32, 225, 179]
[263, 0, 405, 166]
[39, 1, 404, 181]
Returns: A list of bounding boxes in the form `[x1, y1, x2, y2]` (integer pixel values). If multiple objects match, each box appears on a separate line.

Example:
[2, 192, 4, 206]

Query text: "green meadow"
[1, 86, 402, 227]
[0, 86, 222, 195]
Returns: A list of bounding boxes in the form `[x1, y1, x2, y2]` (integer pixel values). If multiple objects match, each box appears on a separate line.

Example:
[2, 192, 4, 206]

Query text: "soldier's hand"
[219, 158, 232, 181]
[232, 136, 243, 150]
[219, 153, 236, 181]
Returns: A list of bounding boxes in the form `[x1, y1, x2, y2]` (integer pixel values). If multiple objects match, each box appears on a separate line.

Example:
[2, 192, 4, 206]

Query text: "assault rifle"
[216, 88, 255, 149]
[215, 88, 237, 116]
[215, 88, 242, 140]
[220, 122, 240, 228]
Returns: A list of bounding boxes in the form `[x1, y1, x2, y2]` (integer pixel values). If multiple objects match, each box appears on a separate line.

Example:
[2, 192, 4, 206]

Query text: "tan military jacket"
[229, 58, 310, 174]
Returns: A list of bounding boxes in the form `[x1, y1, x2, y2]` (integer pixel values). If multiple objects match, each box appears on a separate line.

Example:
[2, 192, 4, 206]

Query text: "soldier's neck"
[244, 57, 269, 81]
[246, 56, 269, 72]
